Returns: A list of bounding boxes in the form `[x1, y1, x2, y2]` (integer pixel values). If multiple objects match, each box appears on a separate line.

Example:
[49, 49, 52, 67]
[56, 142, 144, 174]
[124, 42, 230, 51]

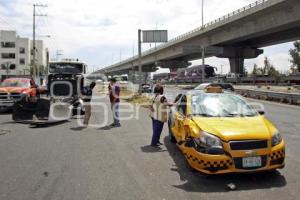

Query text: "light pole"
[32, 4, 47, 80]
[202, 0, 204, 28]
[201, 0, 205, 83]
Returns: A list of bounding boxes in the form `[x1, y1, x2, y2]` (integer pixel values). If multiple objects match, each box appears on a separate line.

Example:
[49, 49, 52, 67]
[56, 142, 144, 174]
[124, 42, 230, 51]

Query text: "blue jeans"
[111, 102, 120, 125]
[151, 118, 164, 146]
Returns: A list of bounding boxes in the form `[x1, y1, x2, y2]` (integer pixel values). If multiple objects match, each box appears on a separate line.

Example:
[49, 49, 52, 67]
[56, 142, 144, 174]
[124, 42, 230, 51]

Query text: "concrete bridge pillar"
[229, 58, 245, 75]
[217, 47, 263, 75]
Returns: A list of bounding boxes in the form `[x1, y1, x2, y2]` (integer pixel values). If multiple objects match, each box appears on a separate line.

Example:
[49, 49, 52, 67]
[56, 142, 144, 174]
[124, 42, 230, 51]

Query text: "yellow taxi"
[168, 86, 285, 174]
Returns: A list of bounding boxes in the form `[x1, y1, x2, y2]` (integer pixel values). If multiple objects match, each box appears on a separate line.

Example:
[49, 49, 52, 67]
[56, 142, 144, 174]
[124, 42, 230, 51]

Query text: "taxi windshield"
[191, 93, 257, 117]
[1, 79, 30, 88]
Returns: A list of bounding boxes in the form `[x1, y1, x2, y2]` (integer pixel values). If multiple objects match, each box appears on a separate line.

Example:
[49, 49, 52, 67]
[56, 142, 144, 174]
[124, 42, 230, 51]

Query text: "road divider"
[236, 89, 300, 105]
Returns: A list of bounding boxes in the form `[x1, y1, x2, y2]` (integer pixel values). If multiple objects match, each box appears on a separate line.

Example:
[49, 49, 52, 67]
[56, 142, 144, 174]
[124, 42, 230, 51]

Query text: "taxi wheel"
[168, 119, 176, 143]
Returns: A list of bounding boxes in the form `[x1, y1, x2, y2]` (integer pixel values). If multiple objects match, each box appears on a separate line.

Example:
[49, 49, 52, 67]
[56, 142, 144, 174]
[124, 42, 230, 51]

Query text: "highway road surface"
[0, 88, 299, 200]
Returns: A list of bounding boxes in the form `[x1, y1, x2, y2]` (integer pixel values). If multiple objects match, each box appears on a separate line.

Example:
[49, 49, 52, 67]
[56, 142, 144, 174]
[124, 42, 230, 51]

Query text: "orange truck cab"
[0, 77, 38, 112]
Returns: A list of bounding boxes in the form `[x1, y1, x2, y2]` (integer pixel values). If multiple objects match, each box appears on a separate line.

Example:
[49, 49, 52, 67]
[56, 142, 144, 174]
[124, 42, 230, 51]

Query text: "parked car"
[141, 84, 152, 93]
[0, 77, 38, 112]
[168, 87, 285, 174]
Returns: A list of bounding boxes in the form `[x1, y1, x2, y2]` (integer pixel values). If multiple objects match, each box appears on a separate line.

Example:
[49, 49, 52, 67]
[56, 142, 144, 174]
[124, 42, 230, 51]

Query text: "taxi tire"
[168, 119, 176, 143]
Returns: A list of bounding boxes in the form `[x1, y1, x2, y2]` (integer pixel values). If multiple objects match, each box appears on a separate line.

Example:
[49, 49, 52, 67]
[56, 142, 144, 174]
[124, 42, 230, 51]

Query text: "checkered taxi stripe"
[184, 153, 233, 168]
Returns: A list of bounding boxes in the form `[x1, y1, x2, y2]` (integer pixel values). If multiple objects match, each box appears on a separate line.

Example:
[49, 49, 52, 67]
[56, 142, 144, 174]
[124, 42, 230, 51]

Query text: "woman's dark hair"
[153, 84, 164, 95]
[174, 94, 183, 103]
[90, 82, 96, 89]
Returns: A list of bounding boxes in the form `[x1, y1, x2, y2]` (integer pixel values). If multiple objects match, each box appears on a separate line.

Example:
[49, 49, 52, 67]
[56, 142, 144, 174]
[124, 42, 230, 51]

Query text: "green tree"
[252, 64, 258, 75]
[268, 66, 279, 77]
[289, 41, 300, 72]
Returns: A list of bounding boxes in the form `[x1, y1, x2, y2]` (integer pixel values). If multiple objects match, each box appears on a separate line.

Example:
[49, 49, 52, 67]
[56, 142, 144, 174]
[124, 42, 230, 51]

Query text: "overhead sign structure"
[137, 29, 168, 92]
[142, 30, 168, 43]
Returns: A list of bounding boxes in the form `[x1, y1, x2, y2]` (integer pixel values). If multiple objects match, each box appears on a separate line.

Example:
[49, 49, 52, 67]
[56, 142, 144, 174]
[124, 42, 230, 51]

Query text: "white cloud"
[0, 0, 294, 71]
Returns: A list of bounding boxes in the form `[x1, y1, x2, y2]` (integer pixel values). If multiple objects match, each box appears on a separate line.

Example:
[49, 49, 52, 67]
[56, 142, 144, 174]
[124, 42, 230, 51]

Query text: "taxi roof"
[186, 88, 231, 96]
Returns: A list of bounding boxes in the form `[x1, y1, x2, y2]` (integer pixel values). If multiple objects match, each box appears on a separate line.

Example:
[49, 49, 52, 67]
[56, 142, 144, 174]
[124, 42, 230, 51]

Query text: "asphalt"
[0, 88, 299, 200]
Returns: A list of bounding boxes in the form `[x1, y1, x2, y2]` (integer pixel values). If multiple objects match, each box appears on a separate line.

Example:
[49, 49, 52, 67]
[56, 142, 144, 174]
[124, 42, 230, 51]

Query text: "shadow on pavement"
[70, 126, 87, 131]
[163, 136, 287, 192]
[98, 125, 111, 130]
[141, 145, 167, 153]
[29, 120, 69, 128]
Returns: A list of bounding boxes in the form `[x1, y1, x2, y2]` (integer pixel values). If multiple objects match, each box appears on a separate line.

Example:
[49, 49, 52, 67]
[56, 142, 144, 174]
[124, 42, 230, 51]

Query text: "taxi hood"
[191, 116, 275, 141]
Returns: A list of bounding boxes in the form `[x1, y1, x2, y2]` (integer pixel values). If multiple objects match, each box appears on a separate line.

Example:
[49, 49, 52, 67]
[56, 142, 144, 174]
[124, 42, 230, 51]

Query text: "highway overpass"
[93, 0, 300, 78]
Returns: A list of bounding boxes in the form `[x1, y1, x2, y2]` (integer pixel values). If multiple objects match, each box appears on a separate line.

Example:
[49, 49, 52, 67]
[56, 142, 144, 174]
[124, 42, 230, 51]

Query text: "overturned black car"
[12, 59, 88, 123]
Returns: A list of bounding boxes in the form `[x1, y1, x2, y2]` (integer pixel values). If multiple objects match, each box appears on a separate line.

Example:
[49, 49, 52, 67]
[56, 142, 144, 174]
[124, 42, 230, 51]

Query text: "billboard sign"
[142, 30, 168, 43]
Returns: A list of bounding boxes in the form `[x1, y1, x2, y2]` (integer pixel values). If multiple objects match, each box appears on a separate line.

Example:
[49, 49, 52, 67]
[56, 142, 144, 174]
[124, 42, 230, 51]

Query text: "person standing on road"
[109, 78, 121, 127]
[149, 84, 173, 147]
[81, 82, 96, 126]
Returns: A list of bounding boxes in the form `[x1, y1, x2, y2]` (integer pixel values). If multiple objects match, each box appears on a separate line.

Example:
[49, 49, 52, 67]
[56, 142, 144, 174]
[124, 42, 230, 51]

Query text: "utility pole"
[138, 29, 142, 91]
[33, 3, 47, 81]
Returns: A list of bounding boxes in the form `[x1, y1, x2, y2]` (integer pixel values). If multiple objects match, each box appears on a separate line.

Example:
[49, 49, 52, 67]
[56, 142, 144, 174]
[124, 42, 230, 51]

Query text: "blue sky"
[0, 0, 295, 74]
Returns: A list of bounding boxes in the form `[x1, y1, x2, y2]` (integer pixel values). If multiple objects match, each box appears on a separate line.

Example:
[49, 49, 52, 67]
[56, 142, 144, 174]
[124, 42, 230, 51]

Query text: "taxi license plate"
[242, 156, 262, 168]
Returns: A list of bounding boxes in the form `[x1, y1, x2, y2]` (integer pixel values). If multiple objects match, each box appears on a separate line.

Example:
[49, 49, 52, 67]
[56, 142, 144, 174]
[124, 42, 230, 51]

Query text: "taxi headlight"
[272, 131, 282, 147]
[194, 131, 223, 149]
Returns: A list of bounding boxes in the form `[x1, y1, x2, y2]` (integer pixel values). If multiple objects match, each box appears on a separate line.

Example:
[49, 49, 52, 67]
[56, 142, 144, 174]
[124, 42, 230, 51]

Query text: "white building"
[0, 30, 48, 80]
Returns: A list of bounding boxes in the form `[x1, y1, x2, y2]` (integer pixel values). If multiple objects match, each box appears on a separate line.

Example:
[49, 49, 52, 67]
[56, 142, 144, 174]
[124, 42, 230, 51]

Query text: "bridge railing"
[102, 0, 269, 71]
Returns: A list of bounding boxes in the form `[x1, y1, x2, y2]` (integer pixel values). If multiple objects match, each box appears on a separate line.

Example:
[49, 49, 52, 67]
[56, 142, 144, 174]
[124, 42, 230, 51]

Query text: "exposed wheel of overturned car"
[12, 97, 50, 121]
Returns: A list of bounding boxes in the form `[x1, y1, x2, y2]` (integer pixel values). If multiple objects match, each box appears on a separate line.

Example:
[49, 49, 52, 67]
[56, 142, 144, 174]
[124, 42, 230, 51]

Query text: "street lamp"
[202, 0, 204, 28]
[201, 0, 205, 83]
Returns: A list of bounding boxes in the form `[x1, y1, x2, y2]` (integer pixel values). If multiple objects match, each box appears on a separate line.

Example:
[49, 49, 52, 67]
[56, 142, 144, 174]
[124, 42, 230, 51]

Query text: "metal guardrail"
[235, 89, 300, 104]
[98, 0, 270, 72]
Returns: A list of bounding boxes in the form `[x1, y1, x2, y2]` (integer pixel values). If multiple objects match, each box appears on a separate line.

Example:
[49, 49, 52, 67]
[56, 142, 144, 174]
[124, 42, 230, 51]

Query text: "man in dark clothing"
[108, 78, 121, 127]
[82, 82, 96, 126]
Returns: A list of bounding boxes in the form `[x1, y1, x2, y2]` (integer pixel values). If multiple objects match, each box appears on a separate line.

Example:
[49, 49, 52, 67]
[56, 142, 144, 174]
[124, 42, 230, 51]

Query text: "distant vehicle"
[141, 84, 152, 93]
[194, 82, 235, 91]
[168, 87, 285, 174]
[184, 65, 216, 83]
[175, 68, 186, 83]
[226, 73, 240, 79]
[153, 73, 170, 82]
[0, 77, 38, 112]
[173, 65, 216, 83]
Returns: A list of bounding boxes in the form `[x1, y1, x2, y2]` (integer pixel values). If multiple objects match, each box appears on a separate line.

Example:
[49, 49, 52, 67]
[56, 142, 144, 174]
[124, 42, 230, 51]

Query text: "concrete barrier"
[235, 89, 300, 105]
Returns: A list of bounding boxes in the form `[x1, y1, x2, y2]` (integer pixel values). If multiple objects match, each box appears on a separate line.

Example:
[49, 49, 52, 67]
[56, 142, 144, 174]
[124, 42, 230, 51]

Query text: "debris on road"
[43, 171, 49, 177]
[0, 129, 10, 135]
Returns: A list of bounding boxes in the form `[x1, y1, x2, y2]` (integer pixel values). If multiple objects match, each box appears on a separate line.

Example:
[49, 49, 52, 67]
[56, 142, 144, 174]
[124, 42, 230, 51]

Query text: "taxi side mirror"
[258, 110, 265, 115]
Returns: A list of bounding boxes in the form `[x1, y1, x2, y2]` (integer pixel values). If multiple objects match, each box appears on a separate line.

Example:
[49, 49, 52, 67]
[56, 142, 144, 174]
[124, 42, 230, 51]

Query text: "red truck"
[0, 77, 38, 112]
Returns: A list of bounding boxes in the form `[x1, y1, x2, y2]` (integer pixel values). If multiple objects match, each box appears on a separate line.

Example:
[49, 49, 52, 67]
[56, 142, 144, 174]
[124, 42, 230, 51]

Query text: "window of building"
[1, 64, 6, 70]
[0, 63, 16, 70]
[1, 42, 15, 48]
[1, 53, 16, 59]
[9, 64, 16, 70]
[19, 47, 25, 54]
[19, 58, 25, 65]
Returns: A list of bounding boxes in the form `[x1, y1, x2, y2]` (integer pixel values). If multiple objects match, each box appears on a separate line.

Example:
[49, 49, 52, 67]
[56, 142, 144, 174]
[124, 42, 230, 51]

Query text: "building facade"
[0, 30, 48, 80]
